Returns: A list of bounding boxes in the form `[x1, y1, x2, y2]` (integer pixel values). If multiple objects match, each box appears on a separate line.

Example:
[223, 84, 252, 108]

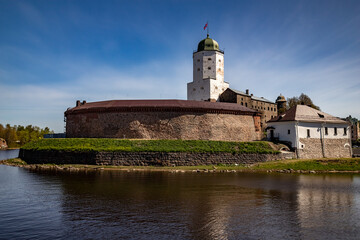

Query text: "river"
[0, 165, 360, 239]
[0, 149, 19, 161]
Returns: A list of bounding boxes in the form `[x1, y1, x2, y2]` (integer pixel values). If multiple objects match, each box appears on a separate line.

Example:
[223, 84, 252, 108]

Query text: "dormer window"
[318, 113, 324, 118]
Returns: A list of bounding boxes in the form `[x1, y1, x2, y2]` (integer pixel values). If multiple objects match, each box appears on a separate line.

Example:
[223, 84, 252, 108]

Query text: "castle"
[65, 34, 270, 141]
[187, 34, 284, 128]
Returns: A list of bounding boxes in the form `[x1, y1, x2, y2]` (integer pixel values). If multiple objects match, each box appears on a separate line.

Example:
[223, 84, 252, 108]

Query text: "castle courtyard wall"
[66, 111, 261, 141]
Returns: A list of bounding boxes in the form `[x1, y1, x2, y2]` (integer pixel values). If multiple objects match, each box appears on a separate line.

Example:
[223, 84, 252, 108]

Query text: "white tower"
[187, 34, 229, 102]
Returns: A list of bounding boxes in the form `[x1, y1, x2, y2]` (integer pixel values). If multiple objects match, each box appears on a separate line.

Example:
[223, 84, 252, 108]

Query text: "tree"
[0, 124, 54, 147]
[287, 93, 320, 110]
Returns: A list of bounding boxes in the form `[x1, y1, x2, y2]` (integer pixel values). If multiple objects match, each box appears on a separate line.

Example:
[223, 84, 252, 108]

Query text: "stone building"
[219, 88, 278, 128]
[65, 100, 262, 141]
[187, 34, 229, 102]
[344, 116, 359, 141]
[266, 105, 352, 158]
[187, 34, 279, 129]
[275, 94, 287, 114]
[351, 121, 359, 141]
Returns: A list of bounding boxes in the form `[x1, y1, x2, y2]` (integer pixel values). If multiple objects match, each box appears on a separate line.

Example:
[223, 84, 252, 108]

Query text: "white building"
[266, 105, 352, 158]
[187, 34, 229, 102]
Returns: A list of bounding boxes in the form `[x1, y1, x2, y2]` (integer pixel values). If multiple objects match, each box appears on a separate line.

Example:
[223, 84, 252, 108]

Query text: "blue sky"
[1, 0, 359, 132]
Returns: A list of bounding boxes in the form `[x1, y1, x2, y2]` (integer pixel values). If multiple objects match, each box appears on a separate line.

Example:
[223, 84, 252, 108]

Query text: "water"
[0, 149, 19, 160]
[1, 165, 360, 239]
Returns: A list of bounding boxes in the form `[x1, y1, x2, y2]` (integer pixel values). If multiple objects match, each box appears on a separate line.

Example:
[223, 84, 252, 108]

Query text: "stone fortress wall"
[65, 100, 262, 141]
[66, 111, 261, 141]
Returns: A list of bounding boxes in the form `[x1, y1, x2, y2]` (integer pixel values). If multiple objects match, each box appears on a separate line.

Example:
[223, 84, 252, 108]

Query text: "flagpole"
[207, 21, 209, 36]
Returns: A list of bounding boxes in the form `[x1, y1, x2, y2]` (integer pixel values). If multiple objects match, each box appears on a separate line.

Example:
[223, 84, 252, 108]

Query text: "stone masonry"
[298, 138, 352, 159]
[20, 149, 294, 166]
[66, 111, 262, 141]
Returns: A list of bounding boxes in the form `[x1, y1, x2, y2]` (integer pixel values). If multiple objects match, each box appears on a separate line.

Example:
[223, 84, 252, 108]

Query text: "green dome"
[197, 34, 220, 52]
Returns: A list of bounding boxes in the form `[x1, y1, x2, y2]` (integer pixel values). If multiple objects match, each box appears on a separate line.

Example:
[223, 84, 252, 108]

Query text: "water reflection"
[1, 166, 360, 239]
[297, 175, 360, 239]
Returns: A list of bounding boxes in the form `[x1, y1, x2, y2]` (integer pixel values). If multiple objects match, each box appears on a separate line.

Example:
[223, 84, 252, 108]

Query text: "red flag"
[204, 23, 208, 30]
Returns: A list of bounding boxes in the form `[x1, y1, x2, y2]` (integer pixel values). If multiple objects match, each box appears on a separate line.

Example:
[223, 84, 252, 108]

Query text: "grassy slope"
[21, 139, 278, 154]
[252, 158, 360, 171]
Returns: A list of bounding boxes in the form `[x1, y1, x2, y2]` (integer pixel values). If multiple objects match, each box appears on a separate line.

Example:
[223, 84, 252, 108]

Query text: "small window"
[215, 86, 218, 89]
[344, 127, 347, 135]
[193, 88, 196, 91]
[274, 108, 276, 112]
[325, 127, 328, 135]
[268, 107, 269, 110]
[241, 98, 243, 100]
[307, 129, 310, 138]
[245, 103, 248, 107]
[208, 58, 211, 61]
[288, 129, 290, 134]
[208, 67, 211, 70]
[197, 68, 200, 71]
[241, 102, 243, 106]
[200, 87, 204, 90]
[218, 68, 221, 71]
[219, 59, 221, 62]
[334, 127, 337, 135]
[271, 107, 273, 111]
[197, 59, 200, 62]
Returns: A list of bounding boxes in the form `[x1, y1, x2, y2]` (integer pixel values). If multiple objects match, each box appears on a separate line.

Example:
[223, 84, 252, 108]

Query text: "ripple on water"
[1, 166, 360, 239]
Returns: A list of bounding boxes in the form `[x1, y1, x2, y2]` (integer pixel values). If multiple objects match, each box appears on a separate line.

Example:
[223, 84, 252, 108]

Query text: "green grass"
[253, 158, 360, 171]
[21, 138, 278, 154]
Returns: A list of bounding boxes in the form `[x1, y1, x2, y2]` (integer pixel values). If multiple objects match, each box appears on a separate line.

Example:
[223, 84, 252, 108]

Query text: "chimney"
[246, 89, 249, 95]
[82, 100, 87, 105]
[251, 94, 253, 97]
[76, 100, 81, 107]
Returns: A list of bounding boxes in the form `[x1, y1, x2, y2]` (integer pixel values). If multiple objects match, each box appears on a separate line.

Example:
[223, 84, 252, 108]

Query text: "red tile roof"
[65, 99, 259, 116]
[267, 105, 348, 124]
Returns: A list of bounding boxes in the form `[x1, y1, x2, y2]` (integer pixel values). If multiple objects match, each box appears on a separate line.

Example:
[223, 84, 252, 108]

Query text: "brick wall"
[66, 111, 262, 141]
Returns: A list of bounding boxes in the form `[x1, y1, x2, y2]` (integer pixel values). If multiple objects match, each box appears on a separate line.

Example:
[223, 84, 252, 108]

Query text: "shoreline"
[2, 158, 360, 174]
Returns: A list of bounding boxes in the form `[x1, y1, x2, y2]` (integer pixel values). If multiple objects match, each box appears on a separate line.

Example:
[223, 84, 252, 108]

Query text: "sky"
[0, 0, 359, 132]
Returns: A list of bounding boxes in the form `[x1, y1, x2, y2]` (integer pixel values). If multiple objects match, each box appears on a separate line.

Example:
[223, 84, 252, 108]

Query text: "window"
[268, 107, 270, 110]
[197, 59, 200, 62]
[271, 107, 273, 111]
[288, 129, 290, 134]
[218, 68, 221, 71]
[219, 59, 221, 62]
[208, 67, 211, 70]
[208, 58, 211, 61]
[197, 68, 200, 71]
[307, 129, 310, 138]
[325, 127, 328, 135]
[334, 127, 337, 135]
[200, 87, 204, 90]
[193, 88, 196, 91]
[245, 103, 248, 107]
[241, 102, 243, 105]
[274, 108, 276, 112]
[344, 127, 347, 135]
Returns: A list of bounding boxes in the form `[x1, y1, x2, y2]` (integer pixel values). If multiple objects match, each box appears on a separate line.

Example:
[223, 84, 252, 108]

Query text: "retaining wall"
[298, 138, 352, 159]
[20, 149, 294, 166]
